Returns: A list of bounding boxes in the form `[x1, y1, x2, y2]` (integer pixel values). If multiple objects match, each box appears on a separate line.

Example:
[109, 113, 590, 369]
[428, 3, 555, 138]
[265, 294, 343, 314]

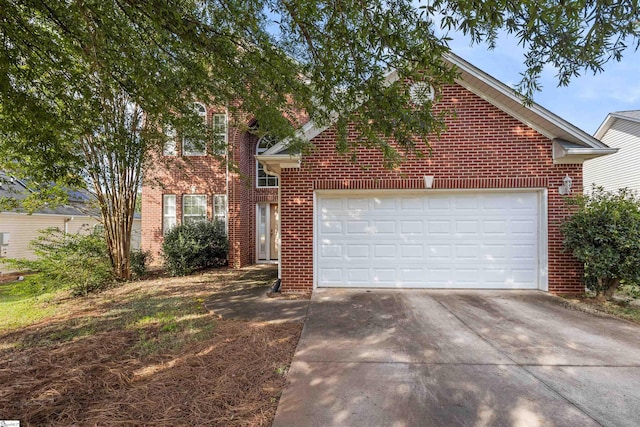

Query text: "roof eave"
[552, 140, 618, 164]
[262, 69, 401, 156]
[443, 52, 609, 150]
[255, 154, 301, 176]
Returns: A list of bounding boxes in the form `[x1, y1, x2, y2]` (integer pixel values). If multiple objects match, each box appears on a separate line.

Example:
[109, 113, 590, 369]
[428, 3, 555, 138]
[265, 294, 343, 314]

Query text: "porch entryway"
[257, 203, 279, 261]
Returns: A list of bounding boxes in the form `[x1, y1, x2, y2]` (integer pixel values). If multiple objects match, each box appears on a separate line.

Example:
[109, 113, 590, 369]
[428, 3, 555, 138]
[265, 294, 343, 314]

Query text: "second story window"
[212, 114, 227, 155]
[182, 102, 207, 156]
[163, 126, 177, 156]
[256, 136, 278, 188]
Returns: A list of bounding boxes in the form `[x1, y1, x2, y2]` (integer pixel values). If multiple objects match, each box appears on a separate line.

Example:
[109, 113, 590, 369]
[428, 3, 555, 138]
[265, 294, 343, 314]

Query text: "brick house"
[142, 53, 615, 293]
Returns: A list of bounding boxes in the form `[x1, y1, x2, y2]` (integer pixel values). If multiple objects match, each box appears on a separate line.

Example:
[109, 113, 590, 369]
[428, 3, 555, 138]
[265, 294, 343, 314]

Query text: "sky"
[443, 33, 640, 135]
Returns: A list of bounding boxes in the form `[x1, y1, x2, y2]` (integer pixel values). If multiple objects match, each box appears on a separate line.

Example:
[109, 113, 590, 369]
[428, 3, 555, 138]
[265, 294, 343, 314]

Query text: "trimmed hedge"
[162, 220, 228, 276]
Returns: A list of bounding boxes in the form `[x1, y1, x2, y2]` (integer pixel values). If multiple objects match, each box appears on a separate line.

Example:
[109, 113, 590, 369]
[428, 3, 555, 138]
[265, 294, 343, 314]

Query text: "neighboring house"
[142, 52, 616, 294]
[583, 110, 640, 192]
[0, 173, 142, 275]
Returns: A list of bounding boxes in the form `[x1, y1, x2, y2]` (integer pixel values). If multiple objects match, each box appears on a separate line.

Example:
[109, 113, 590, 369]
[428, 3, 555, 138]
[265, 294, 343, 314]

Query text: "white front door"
[257, 203, 279, 261]
[315, 191, 542, 289]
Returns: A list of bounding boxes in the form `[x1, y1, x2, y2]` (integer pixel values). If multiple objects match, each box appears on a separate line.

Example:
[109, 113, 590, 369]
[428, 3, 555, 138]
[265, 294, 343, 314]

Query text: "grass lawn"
[0, 281, 60, 334]
[0, 265, 302, 426]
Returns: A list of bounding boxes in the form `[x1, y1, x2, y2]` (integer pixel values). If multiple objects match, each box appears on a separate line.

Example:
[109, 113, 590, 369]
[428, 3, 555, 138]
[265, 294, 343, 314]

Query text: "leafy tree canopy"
[1, 0, 639, 183]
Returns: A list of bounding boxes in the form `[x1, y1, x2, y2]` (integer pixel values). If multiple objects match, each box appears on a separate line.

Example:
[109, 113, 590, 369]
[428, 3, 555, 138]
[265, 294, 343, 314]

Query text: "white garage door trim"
[313, 189, 548, 291]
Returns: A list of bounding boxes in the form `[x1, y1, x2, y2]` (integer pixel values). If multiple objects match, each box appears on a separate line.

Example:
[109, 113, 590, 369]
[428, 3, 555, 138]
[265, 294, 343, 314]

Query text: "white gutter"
[255, 154, 301, 176]
[552, 140, 618, 164]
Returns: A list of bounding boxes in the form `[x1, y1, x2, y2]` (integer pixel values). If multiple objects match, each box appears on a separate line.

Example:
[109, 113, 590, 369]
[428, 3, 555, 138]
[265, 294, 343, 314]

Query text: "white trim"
[278, 184, 282, 279]
[256, 202, 279, 262]
[313, 188, 548, 291]
[213, 194, 228, 234]
[594, 112, 640, 139]
[445, 53, 609, 150]
[262, 52, 613, 164]
[182, 194, 207, 223]
[182, 102, 208, 156]
[256, 137, 280, 187]
[539, 189, 549, 292]
[212, 113, 228, 156]
[163, 194, 177, 234]
[314, 187, 545, 197]
[552, 140, 618, 164]
[263, 70, 400, 157]
[313, 191, 318, 289]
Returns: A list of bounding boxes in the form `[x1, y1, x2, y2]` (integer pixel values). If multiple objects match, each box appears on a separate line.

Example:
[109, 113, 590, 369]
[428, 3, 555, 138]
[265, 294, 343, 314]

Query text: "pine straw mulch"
[0, 265, 303, 426]
[0, 320, 301, 426]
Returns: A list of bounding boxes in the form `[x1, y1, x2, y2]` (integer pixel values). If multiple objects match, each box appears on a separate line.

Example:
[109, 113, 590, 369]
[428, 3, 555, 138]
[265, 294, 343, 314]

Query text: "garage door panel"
[401, 198, 423, 210]
[317, 192, 540, 289]
[346, 244, 369, 259]
[428, 220, 451, 234]
[320, 243, 342, 258]
[320, 220, 342, 234]
[373, 220, 396, 233]
[455, 220, 480, 234]
[482, 244, 508, 260]
[428, 244, 452, 259]
[401, 244, 423, 258]
[373, 244, 396, 259]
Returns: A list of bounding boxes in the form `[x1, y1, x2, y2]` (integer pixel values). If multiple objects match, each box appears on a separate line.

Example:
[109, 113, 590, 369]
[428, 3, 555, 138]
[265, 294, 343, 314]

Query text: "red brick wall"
[227, 127, 278, 267]
[141, 155, 228, 262]
[279, 83, 584, 293]
[142, 107, 277, 267]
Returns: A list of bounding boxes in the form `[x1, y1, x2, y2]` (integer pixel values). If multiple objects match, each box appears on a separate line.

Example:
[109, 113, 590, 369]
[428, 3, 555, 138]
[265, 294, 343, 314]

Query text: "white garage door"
[316, 192, 541, 289]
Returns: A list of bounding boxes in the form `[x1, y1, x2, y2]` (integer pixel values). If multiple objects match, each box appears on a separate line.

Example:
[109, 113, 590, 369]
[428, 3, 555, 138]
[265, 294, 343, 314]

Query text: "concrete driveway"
[272, 289, 640, 427]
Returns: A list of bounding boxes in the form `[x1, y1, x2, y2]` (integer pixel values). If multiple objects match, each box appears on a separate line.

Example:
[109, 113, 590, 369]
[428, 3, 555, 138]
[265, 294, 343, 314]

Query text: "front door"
[257, 203, 279, 261]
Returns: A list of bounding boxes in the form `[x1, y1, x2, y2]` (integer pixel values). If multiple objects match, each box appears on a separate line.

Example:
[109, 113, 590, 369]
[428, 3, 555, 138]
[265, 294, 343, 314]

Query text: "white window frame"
[182, 102, 207, 156]
[182, 194, 207, 224]
[212, 113, 227, 155]
[163, 125, 177, 156]
[256, 136, 279, 188]
[214, 194, 228, 234]
[163, 194, 177, 234]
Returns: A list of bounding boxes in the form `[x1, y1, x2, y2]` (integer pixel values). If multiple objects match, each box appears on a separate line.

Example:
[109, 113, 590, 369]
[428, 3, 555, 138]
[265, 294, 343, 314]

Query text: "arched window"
[194, 102, 207, 121]
[256, 136, 279, 187]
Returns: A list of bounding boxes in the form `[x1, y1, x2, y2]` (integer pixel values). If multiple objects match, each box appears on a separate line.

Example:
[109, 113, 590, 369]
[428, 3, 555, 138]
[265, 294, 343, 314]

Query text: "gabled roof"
[258, 52, 616, 173]
[0, 171, 94, 217]
[594, 110, 640, 139]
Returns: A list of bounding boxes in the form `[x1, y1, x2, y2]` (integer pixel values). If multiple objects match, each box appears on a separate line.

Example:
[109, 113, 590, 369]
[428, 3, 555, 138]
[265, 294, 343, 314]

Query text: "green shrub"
[5, 227, 113, 296]
[130, 249, 152, 279]
[162, 220, 228, 276]
[561, 186, 640, 300]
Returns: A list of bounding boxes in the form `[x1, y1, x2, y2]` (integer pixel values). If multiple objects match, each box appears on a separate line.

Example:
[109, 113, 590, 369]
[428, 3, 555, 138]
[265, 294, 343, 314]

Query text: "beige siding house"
[584, 111, 639, 192]
[0, 174, 141, 276]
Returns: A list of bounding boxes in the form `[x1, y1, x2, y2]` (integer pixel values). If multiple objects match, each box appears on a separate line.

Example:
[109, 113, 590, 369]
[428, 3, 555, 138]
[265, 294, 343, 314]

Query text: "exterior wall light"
[558, 174, 572, 195]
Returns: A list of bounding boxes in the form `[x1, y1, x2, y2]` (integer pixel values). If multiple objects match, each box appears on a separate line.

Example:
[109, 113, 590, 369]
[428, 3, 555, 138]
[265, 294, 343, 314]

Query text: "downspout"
[277, 177, 282, 281]
[64, 217, 73, 234]
[225, 107, 230, 237]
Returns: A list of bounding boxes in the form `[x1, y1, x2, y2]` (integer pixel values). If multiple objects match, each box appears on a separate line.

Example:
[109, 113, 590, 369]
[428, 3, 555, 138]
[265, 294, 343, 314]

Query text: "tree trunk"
[596, 277, 621, 301]
[603, 278, 621, 301]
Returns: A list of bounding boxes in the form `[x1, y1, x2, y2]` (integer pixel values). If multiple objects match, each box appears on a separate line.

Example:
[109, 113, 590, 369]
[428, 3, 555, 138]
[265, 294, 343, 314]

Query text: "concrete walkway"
[204, 265, 310, 323]
[273, 289, 640, 427]
[205, 285, 309, 323]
